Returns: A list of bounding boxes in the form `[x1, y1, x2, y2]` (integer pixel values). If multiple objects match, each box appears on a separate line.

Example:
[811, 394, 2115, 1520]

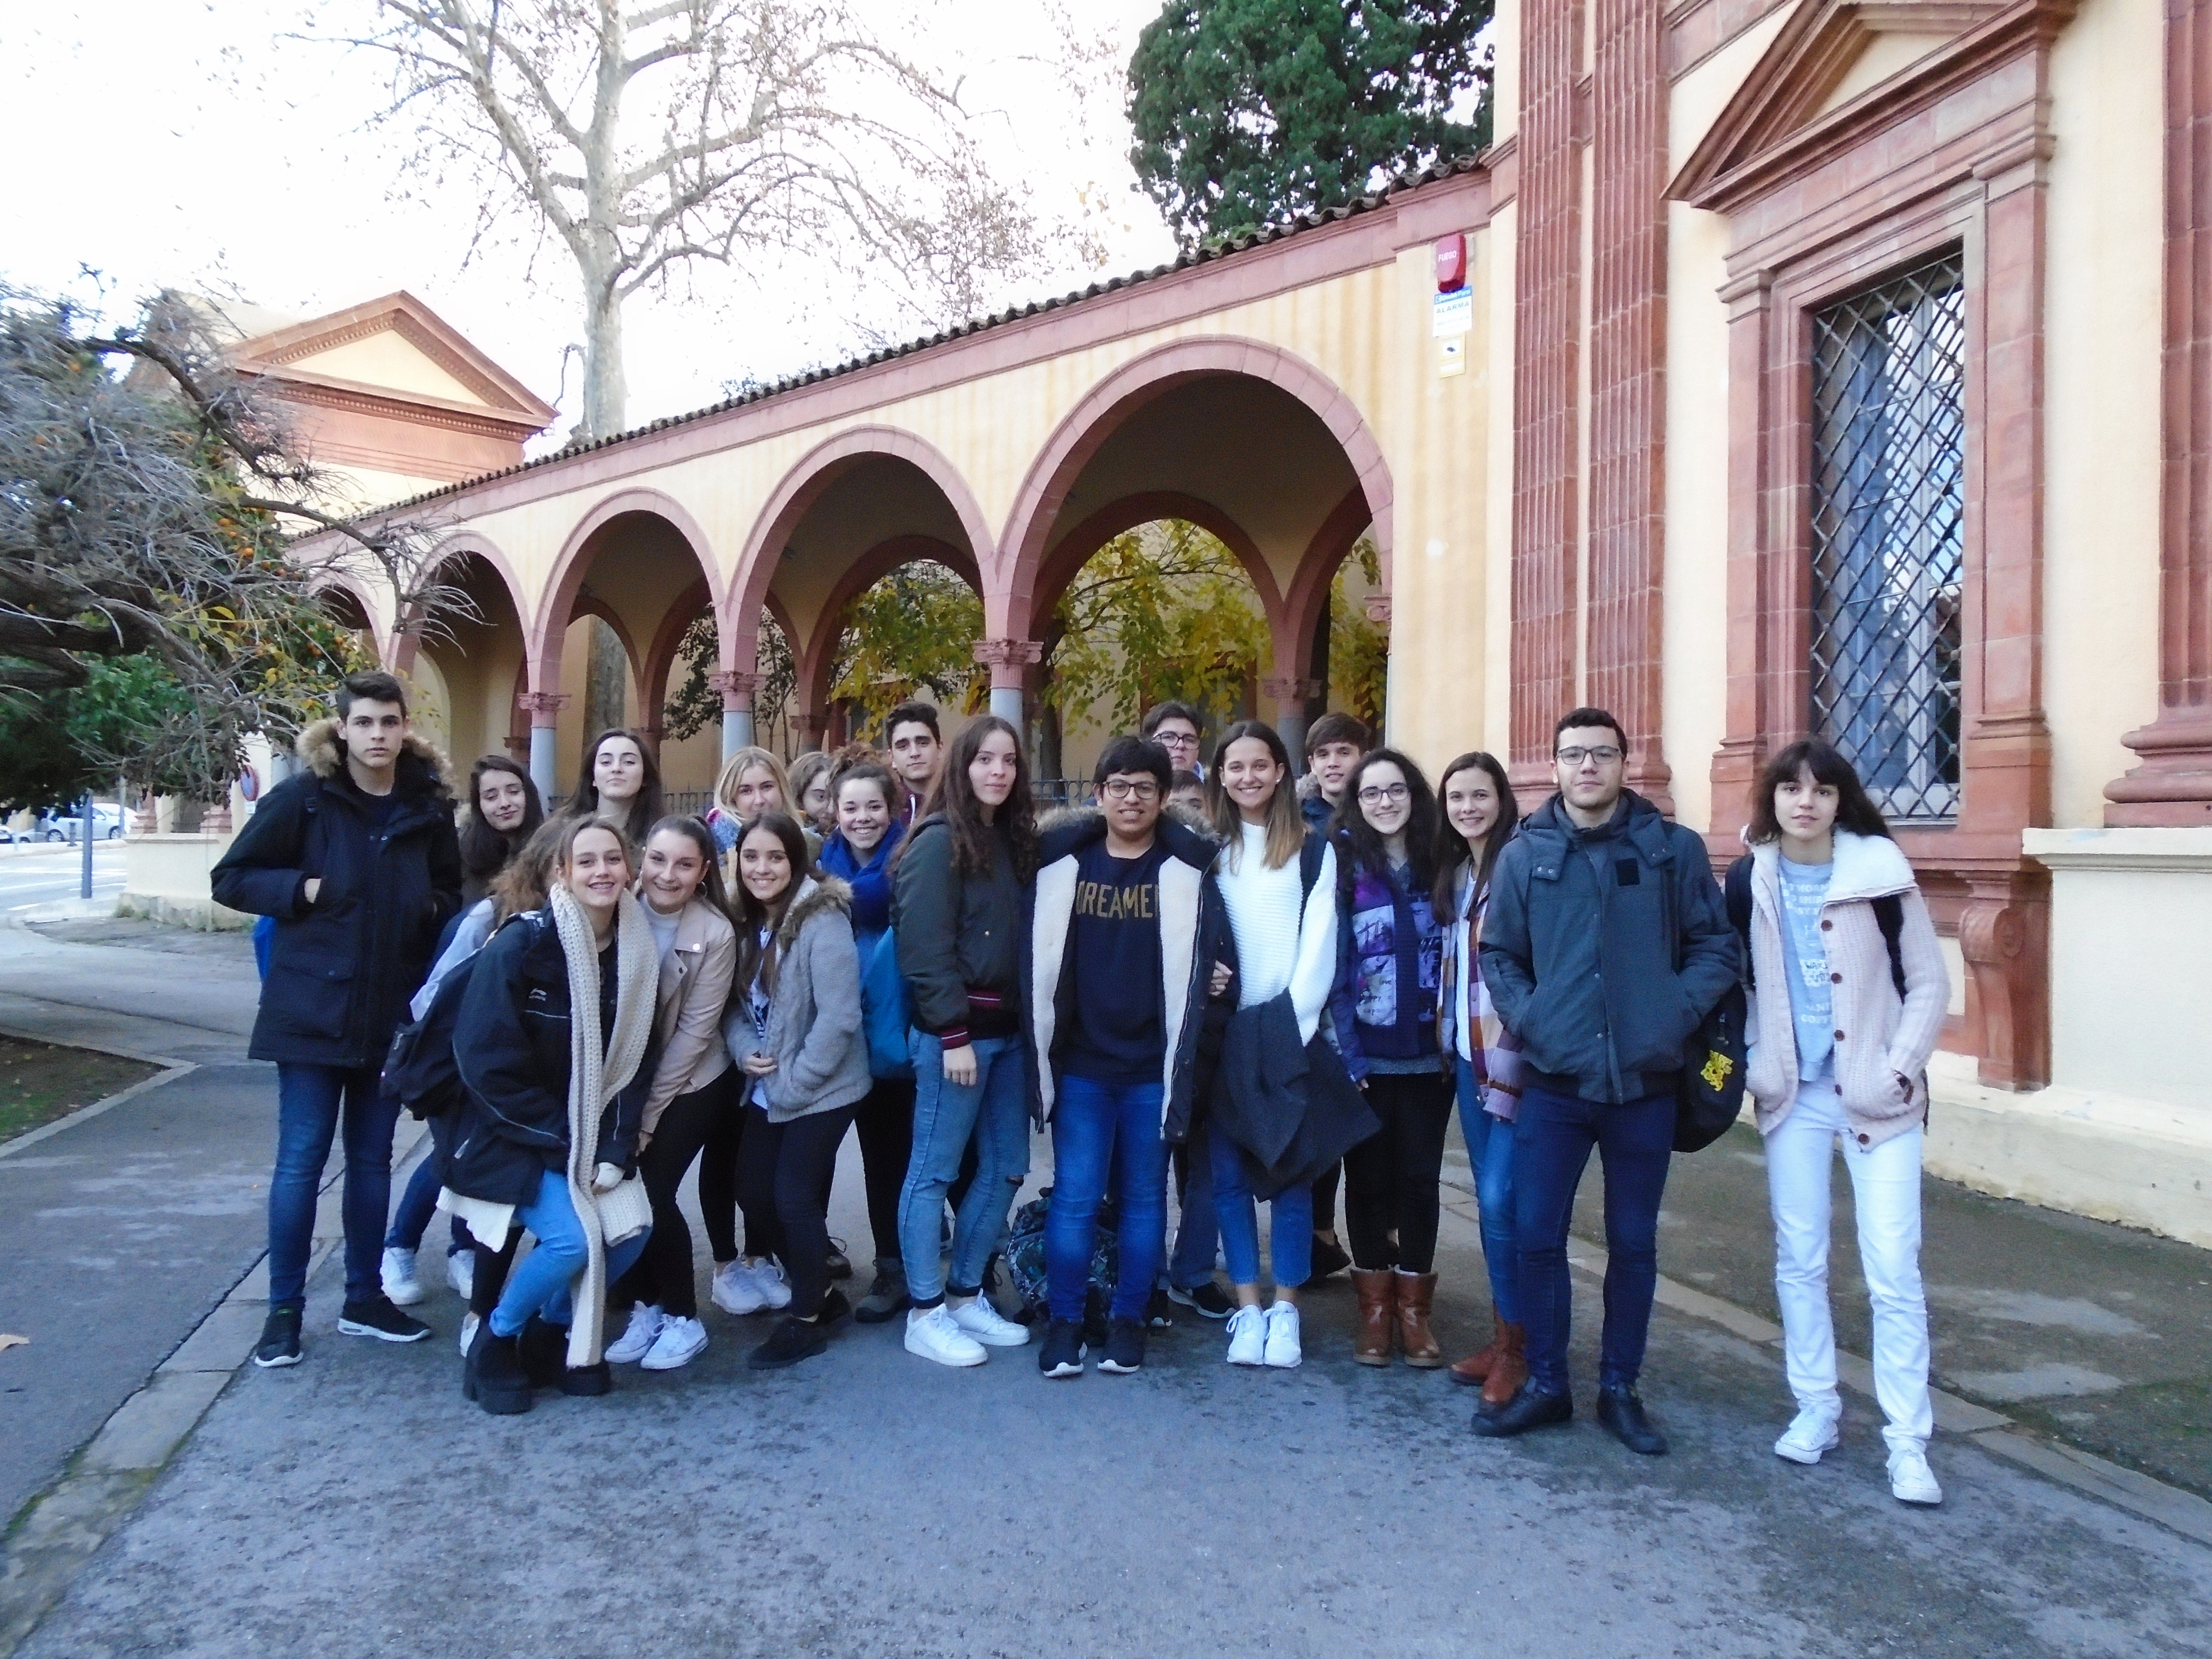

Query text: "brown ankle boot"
[1396, 1272, 1443, 1367]
[1451, 1313, 1505, 1387]
[1481, 1321, 1528, 1407]
[1352, 1269, 1396, 1365]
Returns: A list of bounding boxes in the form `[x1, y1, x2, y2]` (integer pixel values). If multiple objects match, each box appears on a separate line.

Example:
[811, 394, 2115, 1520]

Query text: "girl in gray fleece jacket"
[723, 812, 872, 1369]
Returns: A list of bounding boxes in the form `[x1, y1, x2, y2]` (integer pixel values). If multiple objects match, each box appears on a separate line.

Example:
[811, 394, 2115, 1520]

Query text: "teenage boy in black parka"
[213, 670, 463, 1367]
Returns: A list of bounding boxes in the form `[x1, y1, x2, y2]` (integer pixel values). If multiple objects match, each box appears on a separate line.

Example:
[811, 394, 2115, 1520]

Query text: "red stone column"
[2106, 0, 2212, 823]
[973, 637, 1044, 732]
[1584, 0, 1674, 812]
[1508, 0, 1587, 797]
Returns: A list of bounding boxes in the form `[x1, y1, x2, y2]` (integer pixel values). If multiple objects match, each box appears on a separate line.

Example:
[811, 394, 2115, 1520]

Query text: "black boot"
[1597, 1384, 1668, 1455]
[1469, 1381, 1574, 1438]
[516, 1315, 566, 1388]
[466, 1323, 533, 1416]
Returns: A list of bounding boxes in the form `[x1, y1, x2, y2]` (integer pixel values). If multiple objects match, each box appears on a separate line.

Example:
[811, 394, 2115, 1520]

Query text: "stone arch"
[639, 575, 713, 754]
[1278, 485, 1379, 684]
[389, 529, 531, 678]
[797, 533, 984, 723]
[309, 570, 392, 665]
[530, 486, 723, 684]
[723, 424, 995, 677]
[1028, 490, 1288, 643]
[993, 337, 1394, 643]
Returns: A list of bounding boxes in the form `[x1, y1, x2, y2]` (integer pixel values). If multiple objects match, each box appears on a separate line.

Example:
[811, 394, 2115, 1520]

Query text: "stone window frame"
[1673, 0, 2075, 1087]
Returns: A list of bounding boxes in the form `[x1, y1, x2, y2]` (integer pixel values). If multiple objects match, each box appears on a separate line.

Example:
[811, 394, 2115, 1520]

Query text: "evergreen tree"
[1128, 0, 1493, 252]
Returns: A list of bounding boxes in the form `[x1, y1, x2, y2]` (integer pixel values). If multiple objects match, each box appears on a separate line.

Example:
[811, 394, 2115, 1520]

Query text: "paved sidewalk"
[1499, 1121, 2212, 1498]
[16, 1135, 2212, 1659]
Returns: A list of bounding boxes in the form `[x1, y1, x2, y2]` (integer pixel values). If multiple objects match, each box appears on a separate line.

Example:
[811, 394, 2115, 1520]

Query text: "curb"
[0, 1093, 429, 1656]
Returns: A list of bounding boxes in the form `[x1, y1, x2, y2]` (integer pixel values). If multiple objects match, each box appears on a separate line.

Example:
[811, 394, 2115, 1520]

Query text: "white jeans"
[1764, 1082, 1933, 1455]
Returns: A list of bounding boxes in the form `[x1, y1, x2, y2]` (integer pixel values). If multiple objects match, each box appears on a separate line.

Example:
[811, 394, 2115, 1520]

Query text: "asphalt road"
[0, 844, 126, 920]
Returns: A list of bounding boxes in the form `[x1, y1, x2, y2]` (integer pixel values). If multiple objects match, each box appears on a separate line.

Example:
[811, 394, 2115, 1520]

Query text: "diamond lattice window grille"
[1809, 249, 1968, 823]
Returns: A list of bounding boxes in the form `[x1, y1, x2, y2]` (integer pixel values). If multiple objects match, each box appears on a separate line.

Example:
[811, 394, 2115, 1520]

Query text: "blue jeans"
[898, 1031, 1030, 1306]
[382, 1152, 462, 1256]
[489, 1168, 650, 1337]
[1456, 1057, 1520, 1324]
[1167, 1127, 1220, 1290]
[269, 1063, 402, 1310]
[1209, 1116, 1313, 1290]
[1513, 1083, 1674, 1393]
[1047, 1075, 1167, 1323]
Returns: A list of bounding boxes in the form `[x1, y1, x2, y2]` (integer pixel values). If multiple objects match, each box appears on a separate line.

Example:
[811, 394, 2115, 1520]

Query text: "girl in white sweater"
[1206, 721, 1339, 1369]
[1738, 738, 1950, 1507]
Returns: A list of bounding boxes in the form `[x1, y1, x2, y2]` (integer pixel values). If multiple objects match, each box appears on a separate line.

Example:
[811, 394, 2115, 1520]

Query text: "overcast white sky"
[0, 1, 1179, 446]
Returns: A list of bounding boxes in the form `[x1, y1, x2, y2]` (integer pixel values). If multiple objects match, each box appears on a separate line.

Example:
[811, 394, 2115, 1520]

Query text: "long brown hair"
[1747, 738, 1894, 844]
[1207, 720, 1306, 872]
[899, 714, 1037, 880]
[730, 811, 811, 997]
[1331, 747, 1441, 895]
[639, 814, 733, 925]
[490, 816, 569, 922]
[563, 728, 664, 846]
[1432, 751, 1518, 920]
[459, 755, 545, 886]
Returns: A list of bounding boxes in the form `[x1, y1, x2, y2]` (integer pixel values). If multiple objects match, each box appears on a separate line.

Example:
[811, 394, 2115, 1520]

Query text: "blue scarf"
[819, 823, 903, 939]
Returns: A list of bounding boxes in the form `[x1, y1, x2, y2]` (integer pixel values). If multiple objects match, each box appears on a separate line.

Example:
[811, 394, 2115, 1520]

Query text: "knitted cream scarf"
[548, 883, 658, 1367]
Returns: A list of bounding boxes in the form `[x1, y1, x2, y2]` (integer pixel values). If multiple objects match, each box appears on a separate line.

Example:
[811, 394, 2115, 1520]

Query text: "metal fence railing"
[666, 789, 715, 819]
[1031, 778, 1093, 809]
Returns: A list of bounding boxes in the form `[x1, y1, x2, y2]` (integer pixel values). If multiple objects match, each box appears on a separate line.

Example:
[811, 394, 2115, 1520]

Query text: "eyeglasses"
[1100, 779, 1160, 802]
[1556, 745, 1623, 766]
[1357, 783, 1410, 804]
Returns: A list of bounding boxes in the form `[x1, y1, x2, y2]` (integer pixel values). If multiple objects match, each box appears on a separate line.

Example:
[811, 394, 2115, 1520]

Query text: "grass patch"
[0, 1034, 160, 1146]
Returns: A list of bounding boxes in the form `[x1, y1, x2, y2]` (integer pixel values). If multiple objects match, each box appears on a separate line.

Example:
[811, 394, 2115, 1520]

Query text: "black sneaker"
[825, 1237, 854, 1280]
[749, 1313, 831, 1369]
[1145, 1287, 1177, 1330]
[1309, 1234, 1352, 1280]
[1038, 1318, 1084, 1378]
[1097, 1318, 1146, 1375]
[1168, 1281, 1234, 1320]
[252, 1305, 302, 1368]
[1597, 1384, 1669, 1456]
[815, 1287, 854, 1329]
[337, 1295, 431, 1343]
[1470, 1382, 1575, 1439]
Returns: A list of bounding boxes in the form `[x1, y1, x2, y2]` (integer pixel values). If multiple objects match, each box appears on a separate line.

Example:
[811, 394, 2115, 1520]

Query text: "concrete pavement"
[2, 917, 2209, 1656]
[0, 845, 125, 922]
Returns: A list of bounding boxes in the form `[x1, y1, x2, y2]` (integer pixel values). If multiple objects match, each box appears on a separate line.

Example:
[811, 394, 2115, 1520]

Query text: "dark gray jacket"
[1478, 790, 1740, 1104]
[890, 814, 1025, 1047]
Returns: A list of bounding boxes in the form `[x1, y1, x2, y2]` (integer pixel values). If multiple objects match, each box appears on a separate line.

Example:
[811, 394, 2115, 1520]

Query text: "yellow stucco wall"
[2042, 0, 2165, 829]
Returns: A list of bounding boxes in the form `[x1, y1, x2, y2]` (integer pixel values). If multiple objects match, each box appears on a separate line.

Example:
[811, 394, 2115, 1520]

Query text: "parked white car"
[36, 803, 125, 842]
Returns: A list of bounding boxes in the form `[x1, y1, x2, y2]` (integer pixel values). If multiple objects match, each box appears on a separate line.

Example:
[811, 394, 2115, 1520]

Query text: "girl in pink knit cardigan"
[1735, 739, 1951, 1508]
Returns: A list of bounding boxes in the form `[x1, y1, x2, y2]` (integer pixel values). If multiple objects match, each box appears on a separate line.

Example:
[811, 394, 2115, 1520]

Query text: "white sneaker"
[456, 1311, 479, 1360]
[380, 1246, 424, 1307]
[1225, 1304, 1267, 1366]
[905, 1304, 987, 1367]
[711, 1259, 767, 1316]
[1774, 1406, 1842, 1466]
[950, 1294, 1030, 1348]
[752, 1257, 793, 1312]
[1262, 1300, 1302, 1369]
[605, 1302, 665, 1364]
[446, 1250, 473, 1301]
[641, 1315, 709, 1371]
[1889, 1449, 1943, 1506]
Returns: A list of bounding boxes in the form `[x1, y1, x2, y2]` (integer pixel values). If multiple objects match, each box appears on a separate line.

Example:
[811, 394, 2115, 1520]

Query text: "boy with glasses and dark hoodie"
[1025, 736, 1237, 1376]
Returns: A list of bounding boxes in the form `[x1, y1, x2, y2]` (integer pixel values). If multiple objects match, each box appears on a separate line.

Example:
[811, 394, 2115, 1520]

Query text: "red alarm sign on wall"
[1434, 233, 1468, 292]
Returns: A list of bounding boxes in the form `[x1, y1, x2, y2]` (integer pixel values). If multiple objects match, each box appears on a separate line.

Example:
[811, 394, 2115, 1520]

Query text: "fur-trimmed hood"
[776, 874, 852, 946]
[1035, 804, 1221, 869]
[296, 717, 458, 799]
[1747, 829, 1916, 904]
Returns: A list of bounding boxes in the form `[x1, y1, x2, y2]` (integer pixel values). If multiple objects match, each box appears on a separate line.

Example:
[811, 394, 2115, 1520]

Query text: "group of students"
[211, 670, 1951, 1507]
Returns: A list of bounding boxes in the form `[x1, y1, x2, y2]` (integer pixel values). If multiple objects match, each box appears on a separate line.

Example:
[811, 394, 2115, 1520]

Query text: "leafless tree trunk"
[312, 0, 1088, 439]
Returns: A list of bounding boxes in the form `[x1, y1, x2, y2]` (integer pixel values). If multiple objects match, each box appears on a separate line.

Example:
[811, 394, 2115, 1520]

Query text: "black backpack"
[1724, 856, 1905, 1000]
[383, 942, 486, 1122]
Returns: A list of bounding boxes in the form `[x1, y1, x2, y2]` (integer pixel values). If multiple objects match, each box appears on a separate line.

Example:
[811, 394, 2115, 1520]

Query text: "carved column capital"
[972, 636, 1044, 690]
[708, 670, 762, 711]
[516, 691, 571, 724]
[1259, 675, 1325, 705]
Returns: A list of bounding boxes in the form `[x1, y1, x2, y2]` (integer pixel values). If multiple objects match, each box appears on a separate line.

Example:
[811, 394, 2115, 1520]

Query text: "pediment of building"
[1668, 0, 2074, 211]
[227, 292, 555, 432]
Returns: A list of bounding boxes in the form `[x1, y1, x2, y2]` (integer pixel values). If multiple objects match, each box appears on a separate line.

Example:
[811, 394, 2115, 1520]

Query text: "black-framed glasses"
[1555, 745, 1623, 766]
[1100, 779, 1161, 802]
[1357, 783, 1410, 804]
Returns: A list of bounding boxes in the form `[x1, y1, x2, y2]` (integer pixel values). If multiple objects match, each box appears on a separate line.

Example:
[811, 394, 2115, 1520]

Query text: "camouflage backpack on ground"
[1002, 1188, 1119, 1340]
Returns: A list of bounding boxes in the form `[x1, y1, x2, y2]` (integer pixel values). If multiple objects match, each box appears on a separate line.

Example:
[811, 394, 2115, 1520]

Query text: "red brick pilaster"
[1508, 0, 1587, 796]
[1585, 0, 1674, 811]
[2106, 0, 2212, 823]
